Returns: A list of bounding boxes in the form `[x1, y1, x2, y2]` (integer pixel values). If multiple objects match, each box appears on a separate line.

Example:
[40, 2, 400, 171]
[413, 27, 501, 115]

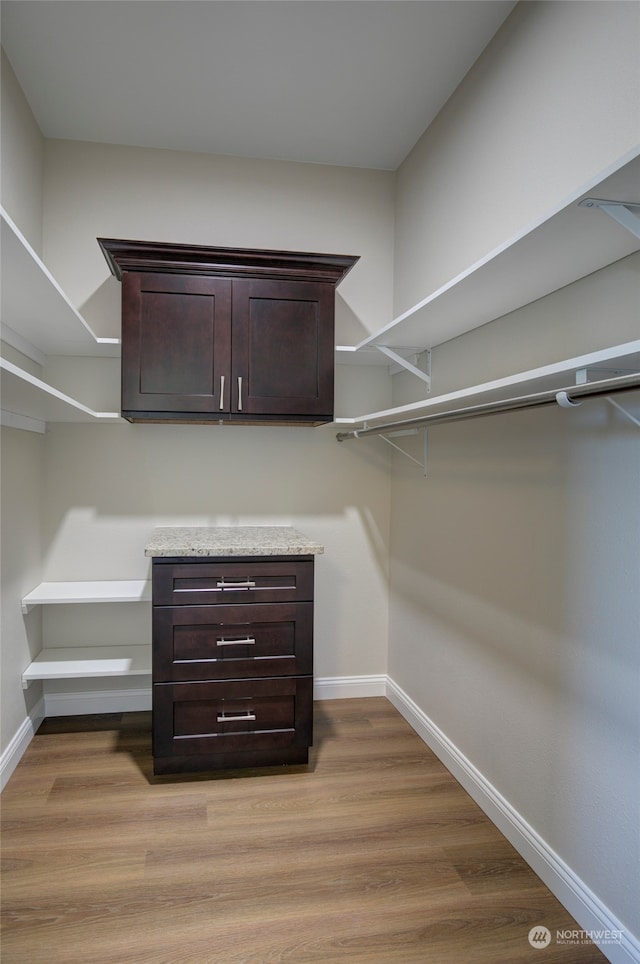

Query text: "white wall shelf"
[1, 358, 122, 432]
[21, 580, 152, 688]
[21, 580, 151, 614]
[337, 153, 639, 361]
[1, 207, 123, 431]
[21, 646, 151, 689]
[334, 341, 640, 430]
[1, 206, 120, 360]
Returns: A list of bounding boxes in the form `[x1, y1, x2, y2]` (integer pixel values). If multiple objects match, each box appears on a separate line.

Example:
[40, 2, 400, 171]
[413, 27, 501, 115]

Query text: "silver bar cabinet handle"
[215, 579, 256, 591]
[216, 636, 256, 647]
[238, 375, 243, 411]
[219, 374, 225, 410]
[217, 712, 256, 723]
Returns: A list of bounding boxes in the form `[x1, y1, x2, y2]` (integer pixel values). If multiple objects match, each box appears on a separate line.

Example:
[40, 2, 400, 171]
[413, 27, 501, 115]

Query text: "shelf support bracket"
[579, 198, 640, 240]
[605, 396, 640, 428]
[377, 427, 428, 477]
[577, 367, 640, 427]
[376, 347, 431, 389]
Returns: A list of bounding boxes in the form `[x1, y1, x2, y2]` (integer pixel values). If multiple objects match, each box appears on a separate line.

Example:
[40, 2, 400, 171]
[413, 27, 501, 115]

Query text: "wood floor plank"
[1, 698, 605, 963]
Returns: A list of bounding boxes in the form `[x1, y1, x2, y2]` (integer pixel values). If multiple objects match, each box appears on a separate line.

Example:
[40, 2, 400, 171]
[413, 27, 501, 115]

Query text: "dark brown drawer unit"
[151, 555, 315, 774]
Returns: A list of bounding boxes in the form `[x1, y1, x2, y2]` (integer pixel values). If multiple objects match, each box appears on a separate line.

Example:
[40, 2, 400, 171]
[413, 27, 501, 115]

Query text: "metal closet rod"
[336, 372, 640, 442]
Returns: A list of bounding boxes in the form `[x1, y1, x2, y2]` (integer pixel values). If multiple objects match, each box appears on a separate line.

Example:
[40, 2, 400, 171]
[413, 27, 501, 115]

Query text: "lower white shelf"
[21, 579, 151, 614]
[21, 645, 152, 689]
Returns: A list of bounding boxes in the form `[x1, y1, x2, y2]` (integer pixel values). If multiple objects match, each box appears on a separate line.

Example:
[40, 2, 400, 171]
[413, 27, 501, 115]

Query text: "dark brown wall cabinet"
[98, 239, 358, 424]
[151, 556, 315, 774]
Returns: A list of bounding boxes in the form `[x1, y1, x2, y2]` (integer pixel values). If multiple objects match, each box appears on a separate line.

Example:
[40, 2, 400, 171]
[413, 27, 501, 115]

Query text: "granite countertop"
[145, 526, 324, 558]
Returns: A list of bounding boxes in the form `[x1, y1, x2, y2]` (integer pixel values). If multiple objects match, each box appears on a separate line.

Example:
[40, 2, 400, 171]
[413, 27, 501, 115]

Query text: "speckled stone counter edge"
[145, 526, 324, 557]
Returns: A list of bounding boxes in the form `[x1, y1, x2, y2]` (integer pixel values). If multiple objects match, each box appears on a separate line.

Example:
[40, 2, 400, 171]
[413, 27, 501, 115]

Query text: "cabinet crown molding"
[98, 238, 359, 286]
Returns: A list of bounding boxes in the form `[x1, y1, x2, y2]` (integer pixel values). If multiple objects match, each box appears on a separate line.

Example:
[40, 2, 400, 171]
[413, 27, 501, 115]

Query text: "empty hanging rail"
[336, 371, 640, 442]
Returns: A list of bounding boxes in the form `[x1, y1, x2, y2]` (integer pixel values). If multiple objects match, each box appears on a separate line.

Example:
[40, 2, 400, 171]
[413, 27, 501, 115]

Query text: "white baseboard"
[314, 674, 387, 700]
[44, 688, 152, 717]
[386, 678, 639, 964]
[43, 678, 385, 714]
[1, 696, 45, 791]
[0, 677, 383, 793]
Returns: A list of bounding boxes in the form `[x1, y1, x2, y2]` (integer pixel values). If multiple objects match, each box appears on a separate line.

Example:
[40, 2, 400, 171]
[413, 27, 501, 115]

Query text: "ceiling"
[1, 0, 516, 171]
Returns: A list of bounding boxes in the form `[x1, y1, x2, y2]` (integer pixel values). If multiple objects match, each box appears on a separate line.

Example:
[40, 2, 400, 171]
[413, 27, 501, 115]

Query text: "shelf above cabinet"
[1, 206, 120, 360]
[21, 645, 151, 689]
[341, 153, 640, 358]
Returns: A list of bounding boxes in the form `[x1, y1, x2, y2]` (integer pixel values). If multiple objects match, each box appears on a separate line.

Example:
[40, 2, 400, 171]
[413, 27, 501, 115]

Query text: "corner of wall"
[1, 46, 45, 250]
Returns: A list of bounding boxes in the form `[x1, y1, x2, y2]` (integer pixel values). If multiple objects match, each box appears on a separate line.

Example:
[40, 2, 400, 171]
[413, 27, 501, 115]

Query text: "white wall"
[42, 139, 394, 346]
[32, 139, 395, 707]
[0, 426, 45, 768]
[0, 51, 46, 771]
[394, 0, 640, 315]
[387, 274, 640, 943]
[0, 49, 44, 251]
[389, 0, 640, 949]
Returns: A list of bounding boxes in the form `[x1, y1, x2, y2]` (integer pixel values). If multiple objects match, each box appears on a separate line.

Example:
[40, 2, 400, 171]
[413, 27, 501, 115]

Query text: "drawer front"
[153, 676, 312, 758]
[153, 558, 314, 605]
[153, 602, 313, 681]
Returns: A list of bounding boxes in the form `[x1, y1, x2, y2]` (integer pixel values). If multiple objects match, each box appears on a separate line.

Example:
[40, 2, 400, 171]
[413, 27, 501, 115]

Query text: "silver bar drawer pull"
[216, 579, 256, 591]
[217, 712, 256, 723]
[216, 636, 256, 647]
[238, 375, 243, 412]
[219, 374, 225, 410]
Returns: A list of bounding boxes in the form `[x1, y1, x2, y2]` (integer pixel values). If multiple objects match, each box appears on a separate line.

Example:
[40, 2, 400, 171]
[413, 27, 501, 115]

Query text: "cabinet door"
[231, 279, 334, 419]
[121, 272, 232, 416]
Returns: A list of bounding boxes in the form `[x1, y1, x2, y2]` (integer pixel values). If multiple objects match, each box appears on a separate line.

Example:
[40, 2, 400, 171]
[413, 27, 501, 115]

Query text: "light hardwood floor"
[1, 698, 604, 963]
